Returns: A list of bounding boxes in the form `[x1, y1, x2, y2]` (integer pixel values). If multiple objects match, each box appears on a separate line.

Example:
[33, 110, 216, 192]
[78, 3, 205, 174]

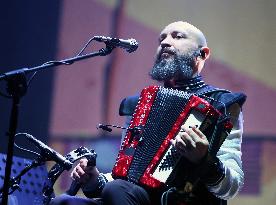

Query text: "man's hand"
[171, 126, 209, 164]
[71, 158, 100, 185]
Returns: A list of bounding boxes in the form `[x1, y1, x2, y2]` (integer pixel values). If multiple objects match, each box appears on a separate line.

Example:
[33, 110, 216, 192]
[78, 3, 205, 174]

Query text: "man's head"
[150, 21, 210, 84]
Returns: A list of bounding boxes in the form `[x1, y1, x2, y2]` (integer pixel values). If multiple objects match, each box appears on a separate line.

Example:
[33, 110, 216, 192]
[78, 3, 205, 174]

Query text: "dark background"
[0, 1, 60, 158]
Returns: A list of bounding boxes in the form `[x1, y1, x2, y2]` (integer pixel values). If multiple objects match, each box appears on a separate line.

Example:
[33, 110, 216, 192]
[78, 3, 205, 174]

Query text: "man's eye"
[176, 35, 184, 39]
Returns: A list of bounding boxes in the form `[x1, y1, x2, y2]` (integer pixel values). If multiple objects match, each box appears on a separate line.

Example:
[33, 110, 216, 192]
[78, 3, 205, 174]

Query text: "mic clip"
[97, 123, 143, 135]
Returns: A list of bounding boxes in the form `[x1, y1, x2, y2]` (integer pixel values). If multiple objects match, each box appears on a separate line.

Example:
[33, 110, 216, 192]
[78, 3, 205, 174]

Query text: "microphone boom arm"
[0, 46, 113, 81]
[0, 37, 115, 205]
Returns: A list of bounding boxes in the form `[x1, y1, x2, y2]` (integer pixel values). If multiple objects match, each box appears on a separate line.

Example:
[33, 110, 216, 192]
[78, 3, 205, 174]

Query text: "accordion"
[112, 86, 231, 189]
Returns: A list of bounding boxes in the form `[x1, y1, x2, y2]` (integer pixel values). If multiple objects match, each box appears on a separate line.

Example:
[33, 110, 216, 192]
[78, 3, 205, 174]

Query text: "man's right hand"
[71, 158, 100, 186]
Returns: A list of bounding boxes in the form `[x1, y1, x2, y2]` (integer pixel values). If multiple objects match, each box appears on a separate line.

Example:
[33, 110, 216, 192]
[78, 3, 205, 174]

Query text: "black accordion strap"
[119, 95, 139, 116]
[193, 85, 246, 112]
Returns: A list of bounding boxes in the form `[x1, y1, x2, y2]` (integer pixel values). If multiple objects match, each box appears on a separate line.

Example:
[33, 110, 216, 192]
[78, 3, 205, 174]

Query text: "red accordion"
[112, 86, 228, 189]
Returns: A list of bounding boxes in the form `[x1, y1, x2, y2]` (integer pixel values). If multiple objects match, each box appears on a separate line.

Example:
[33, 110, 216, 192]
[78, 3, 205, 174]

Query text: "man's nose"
[160, 36, 173, 48]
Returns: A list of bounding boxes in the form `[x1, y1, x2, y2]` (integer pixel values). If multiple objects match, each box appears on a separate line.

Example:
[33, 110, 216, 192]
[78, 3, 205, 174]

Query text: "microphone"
[25, 134, 72, 170]
[97, 124, 113, 132]
[93, 36, 138, 53]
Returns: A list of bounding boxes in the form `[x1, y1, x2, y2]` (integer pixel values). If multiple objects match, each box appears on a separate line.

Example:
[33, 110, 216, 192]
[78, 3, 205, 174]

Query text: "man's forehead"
[161, 21, 193, 34]
[160, 21, 207, 46]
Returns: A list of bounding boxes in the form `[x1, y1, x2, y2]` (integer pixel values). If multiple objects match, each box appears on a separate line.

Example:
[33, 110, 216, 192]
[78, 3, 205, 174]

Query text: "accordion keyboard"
[152, 109, 206, 183]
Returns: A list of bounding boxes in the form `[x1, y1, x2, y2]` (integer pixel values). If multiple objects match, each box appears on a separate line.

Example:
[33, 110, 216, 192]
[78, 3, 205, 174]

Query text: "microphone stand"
[0, 45, 114, 205]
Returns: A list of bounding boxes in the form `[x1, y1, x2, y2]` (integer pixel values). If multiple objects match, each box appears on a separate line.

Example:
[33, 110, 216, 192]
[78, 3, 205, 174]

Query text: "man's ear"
[199, 47, 210, 60]
[194, 47, 210, 75]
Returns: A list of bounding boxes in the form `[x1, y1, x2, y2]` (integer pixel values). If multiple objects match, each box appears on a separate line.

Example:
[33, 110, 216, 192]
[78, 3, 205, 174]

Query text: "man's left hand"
[171, 126, 209, 164]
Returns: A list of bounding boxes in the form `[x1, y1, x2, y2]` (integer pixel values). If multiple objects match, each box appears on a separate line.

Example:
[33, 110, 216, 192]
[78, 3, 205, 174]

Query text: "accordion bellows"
[112, 86, 222, 189]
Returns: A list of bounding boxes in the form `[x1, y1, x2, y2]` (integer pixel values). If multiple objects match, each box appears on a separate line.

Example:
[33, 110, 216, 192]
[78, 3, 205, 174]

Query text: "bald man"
[50, 21, 246, 205]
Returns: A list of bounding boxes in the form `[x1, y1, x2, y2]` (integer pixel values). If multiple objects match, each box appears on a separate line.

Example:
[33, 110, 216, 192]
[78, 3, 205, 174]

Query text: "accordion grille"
[127, 87, 191, 184]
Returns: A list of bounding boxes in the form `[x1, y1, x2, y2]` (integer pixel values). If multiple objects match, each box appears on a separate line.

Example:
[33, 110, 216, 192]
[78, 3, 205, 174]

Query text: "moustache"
[157, 47, 176, 61]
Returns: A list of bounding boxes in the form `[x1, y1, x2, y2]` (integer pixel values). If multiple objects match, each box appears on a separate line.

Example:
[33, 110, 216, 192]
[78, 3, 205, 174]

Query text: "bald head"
[161, 21, 207, 48]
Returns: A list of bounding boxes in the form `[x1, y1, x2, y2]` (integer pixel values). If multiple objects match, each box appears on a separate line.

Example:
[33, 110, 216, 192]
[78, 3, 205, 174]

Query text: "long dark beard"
[149, 51, 198, 82]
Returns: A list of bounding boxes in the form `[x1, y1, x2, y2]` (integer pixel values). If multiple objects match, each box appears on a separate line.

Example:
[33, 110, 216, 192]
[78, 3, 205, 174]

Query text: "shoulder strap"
[119, 95, 139, 116]
[194, 85, 246, 112]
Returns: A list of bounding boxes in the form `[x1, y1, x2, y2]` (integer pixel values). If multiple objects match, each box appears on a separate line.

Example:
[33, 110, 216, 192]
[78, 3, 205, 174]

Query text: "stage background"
[0, 0, 275, 204]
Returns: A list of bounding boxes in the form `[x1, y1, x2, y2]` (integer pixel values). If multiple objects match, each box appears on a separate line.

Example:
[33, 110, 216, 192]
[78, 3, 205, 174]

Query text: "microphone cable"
[13, 133, 41, 157]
